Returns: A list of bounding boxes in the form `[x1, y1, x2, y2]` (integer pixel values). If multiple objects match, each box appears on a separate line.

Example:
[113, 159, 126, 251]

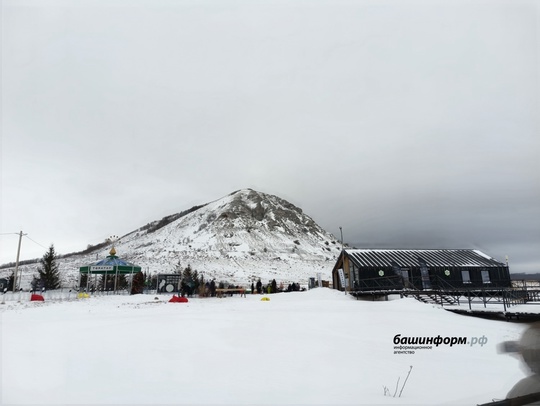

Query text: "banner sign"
[338, 269, 346, 289]
[90, 266, 114, 272]
[158, 274, 181, 293]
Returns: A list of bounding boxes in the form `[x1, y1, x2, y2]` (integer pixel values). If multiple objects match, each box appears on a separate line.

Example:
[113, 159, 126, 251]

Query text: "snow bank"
[1, 288, 528, 405]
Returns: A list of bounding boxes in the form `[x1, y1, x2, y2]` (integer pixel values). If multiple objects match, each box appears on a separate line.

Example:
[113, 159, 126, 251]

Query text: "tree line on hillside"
[2, 246, 207, 295]
[1, 245, 306, 296]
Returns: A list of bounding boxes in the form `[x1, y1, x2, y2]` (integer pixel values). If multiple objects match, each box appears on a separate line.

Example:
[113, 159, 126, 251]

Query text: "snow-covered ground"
[0, 288, 531, 405]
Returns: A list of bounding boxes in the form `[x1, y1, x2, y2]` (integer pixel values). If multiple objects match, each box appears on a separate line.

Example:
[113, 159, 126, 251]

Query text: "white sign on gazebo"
[90, 266, 114, 272]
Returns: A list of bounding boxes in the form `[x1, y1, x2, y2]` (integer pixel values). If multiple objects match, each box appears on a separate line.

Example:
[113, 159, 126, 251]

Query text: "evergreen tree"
[192, 270, 199, 292]
[30, 274, 42, 291]
[98, 274, 126, 291]
[145, 273, 157, 290]
[98, 274, 113, 291]
[142, 271, 150, 291]
[80, 274, 88, 290]
[131, 272, 145, 295]
[115, 274, 128, 290]
[181, 265, 194, 296]
[7, 271, 15, 291]
[37, 245, 61, 290]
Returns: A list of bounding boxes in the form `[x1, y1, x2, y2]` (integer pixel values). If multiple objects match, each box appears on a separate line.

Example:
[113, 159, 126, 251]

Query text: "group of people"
[196, 279, 217, 297]
[250, 279, 303, 294]
[179, 278, 304, 297]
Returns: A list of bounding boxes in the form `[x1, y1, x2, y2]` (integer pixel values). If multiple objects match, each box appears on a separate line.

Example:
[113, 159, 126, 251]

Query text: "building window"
[481, 270, 491, 284]
[462, 270, 471, 284]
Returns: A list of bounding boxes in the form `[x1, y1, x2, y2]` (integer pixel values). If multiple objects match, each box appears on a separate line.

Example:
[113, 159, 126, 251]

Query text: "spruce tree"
[99, 274, 113, 291]
[115, 274, 128, 290]
[181, 265, 193, 296]
[130, 272, 145, 295]
[37, 245, 61, 290]
[30, 274, 42, 291]
[145, 273, 156, 290]
[192, 270, 199, 292]
[7, 271, 15, 291]
[80, 274, 88, 290]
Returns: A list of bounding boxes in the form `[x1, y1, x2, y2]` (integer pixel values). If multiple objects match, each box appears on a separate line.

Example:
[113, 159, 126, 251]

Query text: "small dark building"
[332, 249, 511, 292]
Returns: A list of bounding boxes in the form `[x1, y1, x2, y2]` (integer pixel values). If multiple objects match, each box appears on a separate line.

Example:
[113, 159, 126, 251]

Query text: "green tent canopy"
[79, 256, 141, 274]
[78, 247, 142, 293]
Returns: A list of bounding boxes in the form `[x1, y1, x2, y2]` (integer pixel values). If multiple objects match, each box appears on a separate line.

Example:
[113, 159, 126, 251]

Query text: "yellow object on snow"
[77, 293, 90, 299]
[260, 296, 270, 301]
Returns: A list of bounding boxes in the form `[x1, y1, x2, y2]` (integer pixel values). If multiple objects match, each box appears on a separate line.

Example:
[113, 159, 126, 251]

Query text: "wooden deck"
[348, 287, 540, 320]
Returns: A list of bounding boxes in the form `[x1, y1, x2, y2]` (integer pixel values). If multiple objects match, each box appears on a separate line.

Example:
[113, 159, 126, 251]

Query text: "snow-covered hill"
[3, 189, 341, 288]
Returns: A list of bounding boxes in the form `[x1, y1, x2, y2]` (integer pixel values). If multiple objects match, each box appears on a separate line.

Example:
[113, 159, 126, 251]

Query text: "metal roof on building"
[345, 249, 505, 268]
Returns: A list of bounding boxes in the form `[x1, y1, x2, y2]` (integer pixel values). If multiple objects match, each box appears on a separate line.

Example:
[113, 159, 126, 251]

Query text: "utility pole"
[13, 231, 25, 291]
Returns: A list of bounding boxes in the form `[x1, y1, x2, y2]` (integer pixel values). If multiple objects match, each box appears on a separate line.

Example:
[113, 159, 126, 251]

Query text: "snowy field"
[0, 288, 531, 405]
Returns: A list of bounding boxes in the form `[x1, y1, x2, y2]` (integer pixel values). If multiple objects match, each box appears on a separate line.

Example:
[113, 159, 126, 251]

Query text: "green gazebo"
[79, 247, 142, 293]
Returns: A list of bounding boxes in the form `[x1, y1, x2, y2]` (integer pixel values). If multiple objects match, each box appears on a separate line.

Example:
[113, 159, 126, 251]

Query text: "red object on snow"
[168, 295, 188, 303]
[31, 294, 44, 301]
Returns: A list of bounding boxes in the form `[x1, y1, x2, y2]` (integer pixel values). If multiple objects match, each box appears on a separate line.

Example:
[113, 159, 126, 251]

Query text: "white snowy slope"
[2, 189, 340, 288]
[0, 288, 528, 405]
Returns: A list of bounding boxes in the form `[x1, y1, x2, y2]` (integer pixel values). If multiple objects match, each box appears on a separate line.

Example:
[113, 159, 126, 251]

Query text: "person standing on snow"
[498, 323, 540, 405]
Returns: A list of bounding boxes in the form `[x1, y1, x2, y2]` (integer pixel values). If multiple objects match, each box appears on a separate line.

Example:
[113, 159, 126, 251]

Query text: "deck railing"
[349, 275, 540, 311]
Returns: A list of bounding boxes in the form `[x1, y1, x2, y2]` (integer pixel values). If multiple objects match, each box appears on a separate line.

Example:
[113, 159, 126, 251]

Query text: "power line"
[24, 235, 48, 250]
[0, 232, 49, 249]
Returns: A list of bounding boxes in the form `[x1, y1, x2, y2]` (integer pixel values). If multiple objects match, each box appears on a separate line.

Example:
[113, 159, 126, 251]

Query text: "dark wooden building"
[332, 249, 511, 292]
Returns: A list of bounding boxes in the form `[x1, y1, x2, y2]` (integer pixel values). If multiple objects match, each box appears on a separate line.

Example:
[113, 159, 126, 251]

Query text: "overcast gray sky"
[1, 0, 539, 273]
